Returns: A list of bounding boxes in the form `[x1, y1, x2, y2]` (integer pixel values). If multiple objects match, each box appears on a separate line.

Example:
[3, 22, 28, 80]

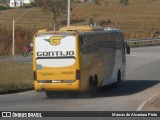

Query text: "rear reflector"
[76, 70, 80, 80]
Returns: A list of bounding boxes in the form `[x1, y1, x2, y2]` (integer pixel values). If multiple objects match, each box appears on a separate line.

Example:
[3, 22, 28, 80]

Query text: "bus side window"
[79, 36, 87, 53]
[79, 37, 84, 52]
[79, 37, 83, 45]
[126, 42, 130, 54]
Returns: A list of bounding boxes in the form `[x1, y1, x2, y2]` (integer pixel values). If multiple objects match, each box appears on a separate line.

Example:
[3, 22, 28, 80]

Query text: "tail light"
[76, 70, 80, 80]
[33, 71, 37, 80]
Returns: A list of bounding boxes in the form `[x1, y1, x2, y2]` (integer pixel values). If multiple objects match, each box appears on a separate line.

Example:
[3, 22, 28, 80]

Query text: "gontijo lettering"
[37, 51, 74, 57]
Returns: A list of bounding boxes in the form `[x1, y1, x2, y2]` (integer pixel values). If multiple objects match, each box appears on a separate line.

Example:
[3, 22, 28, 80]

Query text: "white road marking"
[137, 92, 160, 111]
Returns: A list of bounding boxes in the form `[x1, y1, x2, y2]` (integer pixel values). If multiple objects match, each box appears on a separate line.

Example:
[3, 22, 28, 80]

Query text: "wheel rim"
[23, 52, 29, 57]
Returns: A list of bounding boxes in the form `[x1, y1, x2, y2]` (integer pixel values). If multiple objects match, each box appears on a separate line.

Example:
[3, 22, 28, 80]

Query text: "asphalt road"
[0, 56, 32, 63]
[0, 46, 160, 111]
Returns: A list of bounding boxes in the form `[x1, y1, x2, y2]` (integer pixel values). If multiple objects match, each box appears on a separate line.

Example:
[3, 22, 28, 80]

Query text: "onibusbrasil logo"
[1, 112, 42, 118]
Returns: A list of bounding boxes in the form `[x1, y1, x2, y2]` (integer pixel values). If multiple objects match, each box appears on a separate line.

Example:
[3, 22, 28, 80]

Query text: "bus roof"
[35, 26, 121, 37]
[59, 26, 104, 32]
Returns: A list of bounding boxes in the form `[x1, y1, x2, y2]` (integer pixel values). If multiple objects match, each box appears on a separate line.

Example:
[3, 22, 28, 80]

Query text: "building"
[10, 0, 33, 7]
[73, 0, 92, 2]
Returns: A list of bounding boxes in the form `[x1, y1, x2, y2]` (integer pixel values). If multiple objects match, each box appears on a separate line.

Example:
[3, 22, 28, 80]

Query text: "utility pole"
[12, 8, 30, 56]
[115, 4, 122, 29]
[12, 19, 15, 56]
[67, 0, 70, 26]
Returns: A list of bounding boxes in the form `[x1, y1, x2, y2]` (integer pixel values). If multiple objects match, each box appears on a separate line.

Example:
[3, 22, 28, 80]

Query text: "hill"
[72, 0, 160, 39]
[0, 0, 160, 55]
[0, 0, 160, 38]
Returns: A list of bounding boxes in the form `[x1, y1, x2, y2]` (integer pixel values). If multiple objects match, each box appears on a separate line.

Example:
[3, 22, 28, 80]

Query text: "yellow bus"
[33, 26, 130, 98]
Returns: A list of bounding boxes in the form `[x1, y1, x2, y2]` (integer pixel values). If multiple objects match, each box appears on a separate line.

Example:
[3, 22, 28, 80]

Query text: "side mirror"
[126, 44, 130, 54]
[125, 42, 130, 54]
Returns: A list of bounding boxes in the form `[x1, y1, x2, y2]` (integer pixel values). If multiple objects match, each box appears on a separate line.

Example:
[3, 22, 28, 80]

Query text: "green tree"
[44, 0, 67, 27]
[124, 0, 128, 5]
[33, 0, 67, 29]
[32, 0, 44, 6]
[120, 0, 128, 5]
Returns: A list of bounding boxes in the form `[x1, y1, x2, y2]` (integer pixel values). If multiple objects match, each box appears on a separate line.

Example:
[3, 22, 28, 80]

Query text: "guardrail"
[126, 38, 160, 47]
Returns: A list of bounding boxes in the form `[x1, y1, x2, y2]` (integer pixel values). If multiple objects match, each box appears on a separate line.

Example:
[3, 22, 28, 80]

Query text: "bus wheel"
[88, 76, 97, 97]
[22, 51, 29, 57]
[114, 71, 121, 88]
[45, 91, 53, 98]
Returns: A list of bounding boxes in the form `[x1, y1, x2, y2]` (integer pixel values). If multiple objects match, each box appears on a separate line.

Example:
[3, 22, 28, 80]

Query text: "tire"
[22, 52, 29, 57]
[113, 71, 121, 88]
[45, 91, 53, 98]
[88, 76, 98, 97]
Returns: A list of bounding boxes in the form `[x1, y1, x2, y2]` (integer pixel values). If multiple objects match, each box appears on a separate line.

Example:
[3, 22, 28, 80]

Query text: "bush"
[0, 5, 10, 10]
[120, 0, 129, 5]
[100, 19, 111, 27]
[30, 1, 36, 7]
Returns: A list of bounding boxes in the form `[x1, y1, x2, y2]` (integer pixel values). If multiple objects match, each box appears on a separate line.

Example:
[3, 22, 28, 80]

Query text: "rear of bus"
[33, 31, 80, 96]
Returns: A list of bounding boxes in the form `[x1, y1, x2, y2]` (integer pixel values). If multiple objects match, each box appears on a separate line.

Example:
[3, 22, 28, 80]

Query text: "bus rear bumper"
[34, 80, 80, 91]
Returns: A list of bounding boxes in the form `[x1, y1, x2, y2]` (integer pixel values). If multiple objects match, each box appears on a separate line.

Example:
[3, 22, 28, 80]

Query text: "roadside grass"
[0, 61, 33, 94]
